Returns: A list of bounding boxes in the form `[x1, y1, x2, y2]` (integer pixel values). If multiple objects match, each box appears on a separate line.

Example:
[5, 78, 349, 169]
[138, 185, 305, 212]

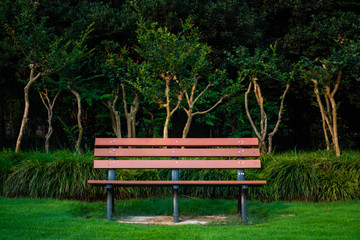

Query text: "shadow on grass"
[67, 197, 293, 226]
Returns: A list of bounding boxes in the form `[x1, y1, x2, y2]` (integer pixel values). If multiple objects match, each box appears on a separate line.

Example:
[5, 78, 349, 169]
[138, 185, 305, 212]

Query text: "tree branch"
[331, 70, 342, 97]
[193, 94, 228, 116]
[245, 81, 261, 140]
[268, 83, 290, 138]
[193, 81, 212, 105]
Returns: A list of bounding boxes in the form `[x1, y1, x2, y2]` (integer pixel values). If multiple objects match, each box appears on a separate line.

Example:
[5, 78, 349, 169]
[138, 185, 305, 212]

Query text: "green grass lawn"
[0, 197, 359, 240]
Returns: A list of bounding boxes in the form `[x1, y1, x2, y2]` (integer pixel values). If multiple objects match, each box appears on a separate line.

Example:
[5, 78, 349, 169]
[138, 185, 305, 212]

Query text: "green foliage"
[134, 17, 230, 136]
[135, 18, 213, 96]
[228, 45, 295, 85]
[300, 39, 360, 85]
[1, 150, 360, 202]
[264, 158, 319, 201]
[2, 151, 106, 200]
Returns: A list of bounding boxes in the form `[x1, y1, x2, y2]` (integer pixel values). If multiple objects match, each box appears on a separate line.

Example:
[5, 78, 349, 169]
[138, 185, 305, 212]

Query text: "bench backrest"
[93, 138, 260, 170]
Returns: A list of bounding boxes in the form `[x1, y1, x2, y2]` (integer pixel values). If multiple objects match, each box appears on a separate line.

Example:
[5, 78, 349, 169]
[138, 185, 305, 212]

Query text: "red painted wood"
[95, 138, 258, 147]
[93, 160, 261, 169]
[87, 180, 267, 186]
[94, 148, 260, 157]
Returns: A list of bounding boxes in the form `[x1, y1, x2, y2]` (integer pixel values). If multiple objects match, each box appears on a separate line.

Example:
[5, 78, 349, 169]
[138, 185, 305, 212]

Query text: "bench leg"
[241, 187, 248, 223]
[238, 187, 241, 215]
[107, 188, 113, 221]
[107, 168, 116, 220]
[173, 188, 179, 223]
[172, 167, 180, 223]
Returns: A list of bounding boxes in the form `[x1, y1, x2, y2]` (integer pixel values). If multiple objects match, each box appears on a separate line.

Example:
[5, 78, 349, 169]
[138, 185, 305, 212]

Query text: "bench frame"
[88, 138, 266, 223]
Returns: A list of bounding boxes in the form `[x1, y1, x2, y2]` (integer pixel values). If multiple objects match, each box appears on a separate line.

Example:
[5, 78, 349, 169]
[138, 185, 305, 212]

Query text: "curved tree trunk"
[161, 74, 183, 138]
[130, 94, 139, 138]
[311, 79, 331, 151]
[244, 80, 267, 153]
[325, 70, 342, 157]
[39, 90, 60, 153]
[267, 83, 290, 154]
[121, 84, 139, 138]
[15, 64, 42, 153]
[103, 100, 122, 138]
[181, 77, 227, 138]
[182, 111, 193, 138]
[311, 70, 341, 157]
[68, 86, 83, 154]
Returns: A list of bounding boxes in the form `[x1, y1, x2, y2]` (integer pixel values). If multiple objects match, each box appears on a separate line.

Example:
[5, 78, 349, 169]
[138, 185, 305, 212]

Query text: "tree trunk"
[328, 94, 340, 157]
[103, 100, 122, 138]
[244, 80, 267, 153]
[121, 84, 139, 138]
[267, 83, 290, 154]
[163, 115, 170, 139]
[311, 79, 331, 151]
[68, 86, 83, 154]
[39, 90, 60, 154]
[15, 64, 42, 153]
[311, 71, 341, 157]
[130, 94, 139, 138]
[181, 78, 227, 138]
[182, 111, 193, 138]
[325, 70, 341, 157]
[161, 74, 183, 138]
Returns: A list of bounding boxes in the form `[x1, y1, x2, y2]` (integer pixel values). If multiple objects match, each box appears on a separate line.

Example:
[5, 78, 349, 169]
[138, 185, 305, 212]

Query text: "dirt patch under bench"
[116, 215, 227, 225]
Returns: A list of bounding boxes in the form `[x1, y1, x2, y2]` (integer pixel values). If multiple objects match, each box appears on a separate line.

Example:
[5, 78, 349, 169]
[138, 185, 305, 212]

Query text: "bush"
[1, 150, 359, 202]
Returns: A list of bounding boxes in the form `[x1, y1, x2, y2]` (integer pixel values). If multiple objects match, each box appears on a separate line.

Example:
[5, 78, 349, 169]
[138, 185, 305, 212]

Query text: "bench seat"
[88, 180, 267, 187]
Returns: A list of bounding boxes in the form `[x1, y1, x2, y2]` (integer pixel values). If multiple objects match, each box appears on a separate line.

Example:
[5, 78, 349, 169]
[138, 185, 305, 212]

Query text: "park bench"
[88, 138, 266, 223]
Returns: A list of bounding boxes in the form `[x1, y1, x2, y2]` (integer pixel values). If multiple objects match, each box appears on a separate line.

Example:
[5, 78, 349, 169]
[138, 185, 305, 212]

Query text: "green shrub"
[1, 150, 360, 202]
[263, 157, 319, 201]
[2, 151, 107, 201]
[316, 158, 360, 201]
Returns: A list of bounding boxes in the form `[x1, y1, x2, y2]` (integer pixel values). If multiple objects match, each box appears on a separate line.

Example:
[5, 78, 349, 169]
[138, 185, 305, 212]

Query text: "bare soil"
[116, 215, 227, 225]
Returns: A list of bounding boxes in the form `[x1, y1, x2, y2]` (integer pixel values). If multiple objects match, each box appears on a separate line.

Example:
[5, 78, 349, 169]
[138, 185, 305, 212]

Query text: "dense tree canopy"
[1, 0, 359, 155]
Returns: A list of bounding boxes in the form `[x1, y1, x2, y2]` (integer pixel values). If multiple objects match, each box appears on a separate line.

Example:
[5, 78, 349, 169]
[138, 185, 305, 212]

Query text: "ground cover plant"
[0, 197, 359, 240]
[1, 150, 359, 202]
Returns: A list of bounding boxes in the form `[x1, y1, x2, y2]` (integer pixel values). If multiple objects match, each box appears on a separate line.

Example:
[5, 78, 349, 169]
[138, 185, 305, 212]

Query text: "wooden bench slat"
[94, 148, 260, 157]
[88, 180, 267, 186]
[95, 138, 258, 147]
[93, 159, 261, 169]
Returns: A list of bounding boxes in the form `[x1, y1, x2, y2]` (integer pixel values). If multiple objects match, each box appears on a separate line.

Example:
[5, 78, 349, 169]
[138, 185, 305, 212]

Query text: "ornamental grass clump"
[263, 157, 319, 201]
[2, 151, 107, 201]
[316, 157, 360, 201]
[1, 150, 360, 201]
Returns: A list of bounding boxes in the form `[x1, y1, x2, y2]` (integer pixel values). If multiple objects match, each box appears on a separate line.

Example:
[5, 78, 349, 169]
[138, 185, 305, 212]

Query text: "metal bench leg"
[172, 168, 180, 223]
[107, 168, 116, 221]
[238, 186, 241, 215]
[237, 168, 248, 222]
[241, 186, 248, 222]
[173, 188, 179, 223]
[107, 188, 113, 221]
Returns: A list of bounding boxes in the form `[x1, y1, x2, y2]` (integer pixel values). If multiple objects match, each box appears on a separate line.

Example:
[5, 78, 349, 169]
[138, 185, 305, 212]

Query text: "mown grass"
[0, 197, 359, 240]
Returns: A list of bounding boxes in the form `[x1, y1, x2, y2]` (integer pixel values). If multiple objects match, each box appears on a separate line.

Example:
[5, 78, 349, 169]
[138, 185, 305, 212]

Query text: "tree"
[37, 80, 60, 153]
[56, 27, 94, 154]
[228, 45, 293, 154]
[300, 39, 360, 157]
[102, 48, 140, 138]
[134, 18, 228, 138]
[4, 0, 93, 152]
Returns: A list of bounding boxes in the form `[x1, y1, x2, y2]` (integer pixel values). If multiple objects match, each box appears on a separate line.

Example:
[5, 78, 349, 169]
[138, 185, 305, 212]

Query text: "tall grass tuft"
[1, 150, 360, 202]
[316, 157, 360, 201]
[2, 151, 107, 201]
[264, 157, 319, 201]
